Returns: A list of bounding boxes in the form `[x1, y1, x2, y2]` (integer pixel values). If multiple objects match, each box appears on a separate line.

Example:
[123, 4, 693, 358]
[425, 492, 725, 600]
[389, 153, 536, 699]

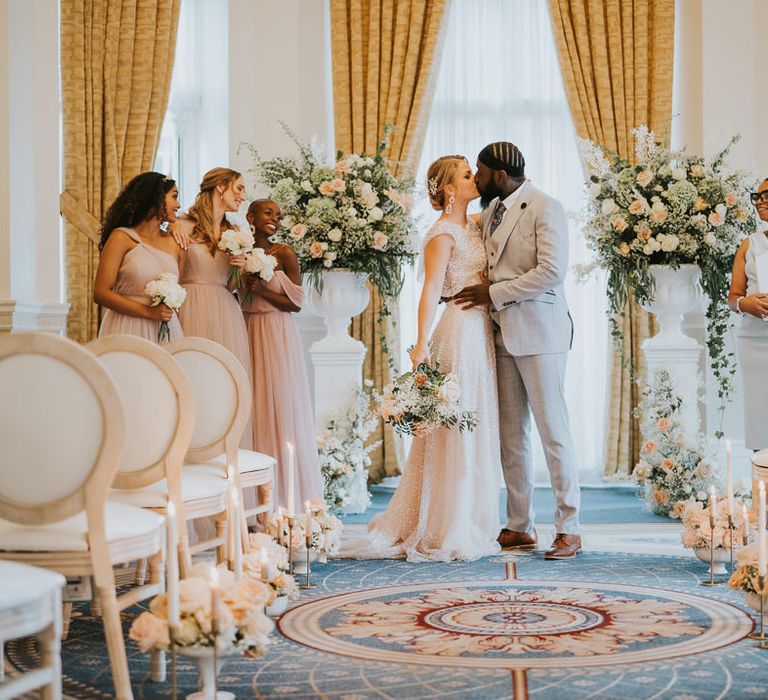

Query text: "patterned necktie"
[489, 201, 506, 234]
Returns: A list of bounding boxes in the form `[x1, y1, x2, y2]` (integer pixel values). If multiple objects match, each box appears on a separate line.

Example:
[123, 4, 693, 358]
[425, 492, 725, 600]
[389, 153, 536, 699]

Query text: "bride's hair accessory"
[428, 177, 439, 197]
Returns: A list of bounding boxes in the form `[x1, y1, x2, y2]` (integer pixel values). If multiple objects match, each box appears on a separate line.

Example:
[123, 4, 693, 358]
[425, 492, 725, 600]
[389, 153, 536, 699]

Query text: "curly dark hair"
[98, 172, 177, 250]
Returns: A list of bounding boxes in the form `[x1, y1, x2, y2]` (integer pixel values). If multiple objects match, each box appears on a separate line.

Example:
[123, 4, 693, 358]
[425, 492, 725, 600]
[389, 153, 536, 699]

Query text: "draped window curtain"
[548, 0, 675, 476]
[60, 0, 181, 344]
[329, 0, 451, 481]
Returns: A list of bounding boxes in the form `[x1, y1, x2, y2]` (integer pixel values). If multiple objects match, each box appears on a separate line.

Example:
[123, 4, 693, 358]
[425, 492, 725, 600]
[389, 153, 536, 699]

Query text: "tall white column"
[0, 0, 67, 334]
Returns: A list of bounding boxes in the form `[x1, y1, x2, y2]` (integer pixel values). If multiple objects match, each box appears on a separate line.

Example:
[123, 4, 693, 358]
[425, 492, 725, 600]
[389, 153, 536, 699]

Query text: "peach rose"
[331, 178, 345, 192]
[319, 181, 336, 196]
[290, 223, 308, 240]
[335, 159, 350, 173]
[656, 417, 670, 431]
[310, 241, 327, 258]
[619, 242, 630, 257]
[613, 216, 628, 232]
[725, 192, 737, 208]
[708, 211, 724, 227]
[414, 373, 427, 387]
[372, 232, 388, 250]
[129, 612, 169, 652]
[651, 488, 669, 505]
[695, 196, 709, 211]
[636, 170, 654, 187]
[642, 440, 657, 454]
[637, 228, 651, 242]
[178, 578, 210, 614]
[660, 458, 674, 471]
[628, 199, 646, 215]
[670, 500, 687, 519]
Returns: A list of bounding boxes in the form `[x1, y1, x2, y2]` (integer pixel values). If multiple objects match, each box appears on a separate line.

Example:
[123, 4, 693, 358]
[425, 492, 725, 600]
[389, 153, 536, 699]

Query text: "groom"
[454, 141, 581, 560]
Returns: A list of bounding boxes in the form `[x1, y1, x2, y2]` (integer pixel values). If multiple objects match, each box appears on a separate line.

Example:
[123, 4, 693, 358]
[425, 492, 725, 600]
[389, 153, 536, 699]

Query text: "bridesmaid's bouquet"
[218, 226, 255, 289]
[241, 248, 278, 306]
[379, 362, 477, 437]
[144, 272, 186, 343]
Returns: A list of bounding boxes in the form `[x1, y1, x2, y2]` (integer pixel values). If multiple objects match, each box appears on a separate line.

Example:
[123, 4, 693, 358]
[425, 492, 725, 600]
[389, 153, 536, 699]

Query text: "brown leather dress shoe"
[497, 528, 538, 550]
[544, 533, 582, 559]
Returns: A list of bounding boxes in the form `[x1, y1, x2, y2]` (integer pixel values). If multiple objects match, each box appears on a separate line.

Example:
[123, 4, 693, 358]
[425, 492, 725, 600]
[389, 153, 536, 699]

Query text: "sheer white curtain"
[402, 0, 607, 480]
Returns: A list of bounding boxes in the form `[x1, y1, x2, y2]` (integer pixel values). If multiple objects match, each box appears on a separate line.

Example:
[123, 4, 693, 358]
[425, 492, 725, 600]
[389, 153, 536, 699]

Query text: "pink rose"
[319, 181, 335, 196]
[725, 192, 737, 208]
[290, 223, 308, 240]
[335, 159, 350, 173]
[129, 612, 169, 652]
[331, 178, 345, 192]
[708, 212, 724, 227]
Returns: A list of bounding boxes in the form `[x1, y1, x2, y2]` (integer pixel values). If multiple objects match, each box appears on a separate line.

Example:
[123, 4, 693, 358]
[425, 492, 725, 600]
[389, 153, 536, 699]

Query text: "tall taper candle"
[227, 466, 235, 565]
[210, 566, 220, 627]
[305, 501, 312, 548]
[286, 442, 296, 515]
[259, 547, 269, 581]
[760, 481, 766, 576]
[709, 486, 717, 524]
[726, 438, 734, 516]
[166, 500, 180, 627]
[743, 502, 751, 542]
[231, 485, 243, 579]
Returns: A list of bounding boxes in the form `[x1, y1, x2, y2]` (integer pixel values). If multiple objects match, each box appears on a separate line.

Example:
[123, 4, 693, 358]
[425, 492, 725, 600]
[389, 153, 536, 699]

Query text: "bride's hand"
[409, 343, 429, 370]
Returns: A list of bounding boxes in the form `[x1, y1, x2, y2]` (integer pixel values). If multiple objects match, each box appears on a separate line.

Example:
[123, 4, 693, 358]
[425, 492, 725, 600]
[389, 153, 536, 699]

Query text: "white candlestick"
[259, 547, 269, 581]
[725, 438, 734, 516]
[305, 500, 312, 549]
[231, 486, 243, 579]
[286, 442, 296, 516]
[760, 481, 766, 576]
[166, 500, 180, 627]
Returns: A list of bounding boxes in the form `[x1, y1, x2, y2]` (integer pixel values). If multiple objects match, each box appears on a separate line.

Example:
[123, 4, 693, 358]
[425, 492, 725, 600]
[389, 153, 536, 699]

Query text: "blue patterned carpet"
[6, 551, 768, 699]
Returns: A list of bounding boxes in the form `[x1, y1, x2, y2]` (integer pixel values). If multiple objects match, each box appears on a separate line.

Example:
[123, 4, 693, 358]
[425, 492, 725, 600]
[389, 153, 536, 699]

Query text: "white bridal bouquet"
[144, 272, 186, 342]
[128, 565, 274, 657]
[241, 247, 278, 305]
[249, 124, 417, 299]
[218, 226, 255, 289]
[379, 361, 476, 437]
[318, 381, 381, 514]
[581, 126, 757, 409]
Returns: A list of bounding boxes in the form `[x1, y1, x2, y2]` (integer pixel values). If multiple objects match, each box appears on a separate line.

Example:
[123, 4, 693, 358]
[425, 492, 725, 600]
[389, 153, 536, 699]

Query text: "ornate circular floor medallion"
[279, 579, 753, 669]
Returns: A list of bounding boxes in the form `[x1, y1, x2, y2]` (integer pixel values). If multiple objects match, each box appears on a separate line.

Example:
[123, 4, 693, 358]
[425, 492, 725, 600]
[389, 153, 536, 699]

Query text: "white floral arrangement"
[144, 272, 186, 342]
[379, 361, 477, 437]
[128, 564, 273, 657]
[242, 532, 298, 600]
[318, 381, 381, 514]
[241, 248, 278, 305]
[632, 370, 722, 517]
[680, 496, 752, 549]
[267, 499, 343, 558]
[729, 543, 768, 595]
[248, 124, 417, 299]
[580, 126, 757, 419]
[218, 226, 255, 288]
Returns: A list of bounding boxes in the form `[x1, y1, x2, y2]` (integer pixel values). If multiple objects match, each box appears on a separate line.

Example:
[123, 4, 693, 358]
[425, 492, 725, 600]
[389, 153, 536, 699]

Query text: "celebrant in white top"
[348, 154, 502, 562]
[729, 177, 768, 451]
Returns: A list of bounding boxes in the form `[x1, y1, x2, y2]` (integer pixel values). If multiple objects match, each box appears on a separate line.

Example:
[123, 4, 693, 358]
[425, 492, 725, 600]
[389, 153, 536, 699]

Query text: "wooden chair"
[88, 335, 218, 578]
[166, 338, 274, 539]
[0, 332, 166, 700]
[0, 561, 65, 700]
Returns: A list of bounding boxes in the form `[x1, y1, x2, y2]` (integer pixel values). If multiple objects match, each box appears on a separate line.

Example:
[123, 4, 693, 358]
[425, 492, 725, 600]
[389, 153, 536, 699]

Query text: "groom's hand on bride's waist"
[453, 280, 492, 309]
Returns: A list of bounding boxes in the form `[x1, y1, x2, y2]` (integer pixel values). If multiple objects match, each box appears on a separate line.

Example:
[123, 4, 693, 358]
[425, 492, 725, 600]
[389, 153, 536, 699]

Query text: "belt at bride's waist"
[181, 280, 228, 289]
[122, 293, 151, 305]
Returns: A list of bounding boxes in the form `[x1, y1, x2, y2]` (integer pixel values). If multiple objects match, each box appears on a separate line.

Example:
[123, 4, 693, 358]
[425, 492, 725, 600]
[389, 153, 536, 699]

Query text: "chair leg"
[179, 528, 192, 579]
[60, 603, 73, 641]
[40, 618, 62, 700]
[148, 550, 166, 683]
[92, 570, 134, 700]
[134, 558, 148, 585]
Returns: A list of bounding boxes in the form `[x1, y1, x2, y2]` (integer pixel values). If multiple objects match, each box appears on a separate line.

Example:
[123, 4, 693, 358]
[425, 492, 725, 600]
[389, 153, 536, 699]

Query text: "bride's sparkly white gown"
[358, 219, 502, 562]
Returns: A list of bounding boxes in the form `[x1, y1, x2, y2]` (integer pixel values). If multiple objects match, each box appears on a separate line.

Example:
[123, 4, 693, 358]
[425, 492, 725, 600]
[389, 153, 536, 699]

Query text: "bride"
[356, 155, 502, 562]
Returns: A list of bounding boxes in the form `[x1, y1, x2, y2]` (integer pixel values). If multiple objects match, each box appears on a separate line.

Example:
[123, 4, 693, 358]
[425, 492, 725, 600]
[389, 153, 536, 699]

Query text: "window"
[403, 0, 608, 479]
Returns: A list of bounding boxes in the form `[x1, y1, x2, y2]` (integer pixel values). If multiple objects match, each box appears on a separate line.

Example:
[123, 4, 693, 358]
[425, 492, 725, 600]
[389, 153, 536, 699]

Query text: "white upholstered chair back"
[0, 333, 124, 526]
[166, 337, 251, 468]
[88, 334, 195, 490]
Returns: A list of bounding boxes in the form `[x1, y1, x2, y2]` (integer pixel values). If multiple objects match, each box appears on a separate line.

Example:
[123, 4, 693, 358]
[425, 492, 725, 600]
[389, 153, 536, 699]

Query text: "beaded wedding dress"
[350, 219, 502, 562]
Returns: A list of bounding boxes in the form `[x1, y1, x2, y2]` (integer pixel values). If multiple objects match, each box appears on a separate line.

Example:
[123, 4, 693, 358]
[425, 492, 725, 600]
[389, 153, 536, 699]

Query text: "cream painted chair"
[166, 337, 274, 540]
[0, 332, 167, 700]
[89, 335, 226, 578]
[0, 561, 65, 700]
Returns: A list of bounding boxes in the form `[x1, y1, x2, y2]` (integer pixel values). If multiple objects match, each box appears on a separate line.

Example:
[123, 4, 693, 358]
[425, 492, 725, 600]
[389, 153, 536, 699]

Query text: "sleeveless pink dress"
[242, 271, 323, 510]
[178, 243, 252, 450]
[98, 228, 183, 343]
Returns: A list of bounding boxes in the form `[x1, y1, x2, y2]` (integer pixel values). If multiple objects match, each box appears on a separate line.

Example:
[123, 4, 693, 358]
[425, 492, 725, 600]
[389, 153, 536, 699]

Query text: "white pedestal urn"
[305, 270, 370, 431]
[640, 264, 704, 438]
[178, 647, 237, 700]
[693, 546, 729, 576]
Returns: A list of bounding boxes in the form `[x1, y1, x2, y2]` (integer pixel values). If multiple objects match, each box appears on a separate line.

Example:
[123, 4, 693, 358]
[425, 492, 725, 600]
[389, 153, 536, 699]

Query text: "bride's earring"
[249, 223, 256, 234]
[446, 192, 455, 215]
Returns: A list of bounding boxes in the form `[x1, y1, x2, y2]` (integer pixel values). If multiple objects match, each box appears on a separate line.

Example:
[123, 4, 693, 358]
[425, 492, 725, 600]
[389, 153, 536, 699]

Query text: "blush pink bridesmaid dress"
[242, 270, 323, 511]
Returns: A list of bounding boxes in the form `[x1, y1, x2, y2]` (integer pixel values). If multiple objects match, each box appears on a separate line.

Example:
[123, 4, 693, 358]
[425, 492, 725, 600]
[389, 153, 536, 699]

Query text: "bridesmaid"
[94, 172, 185, 342]
[174, 167, 253, 449]
[242, 199, 323, 511]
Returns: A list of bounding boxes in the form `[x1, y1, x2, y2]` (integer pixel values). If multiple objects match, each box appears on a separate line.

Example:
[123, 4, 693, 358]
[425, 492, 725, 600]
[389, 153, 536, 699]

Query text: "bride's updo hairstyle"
[426, 155, 468, 211]
[186, 167, 241, 253]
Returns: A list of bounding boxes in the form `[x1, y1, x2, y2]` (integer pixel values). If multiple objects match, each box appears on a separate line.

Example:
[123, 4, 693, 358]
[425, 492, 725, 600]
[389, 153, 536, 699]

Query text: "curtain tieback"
[59, 191, 100, 246]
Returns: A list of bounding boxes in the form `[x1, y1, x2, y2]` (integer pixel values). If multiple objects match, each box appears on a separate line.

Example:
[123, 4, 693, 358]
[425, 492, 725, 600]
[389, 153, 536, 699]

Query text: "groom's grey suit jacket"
[480, 182, 573, 356]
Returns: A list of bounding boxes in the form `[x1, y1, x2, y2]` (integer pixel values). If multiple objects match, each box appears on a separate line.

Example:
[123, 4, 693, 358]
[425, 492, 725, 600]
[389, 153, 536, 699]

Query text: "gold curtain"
[548, 0, 675, 476]
[60, 0, 181, 343]
[330, 0, 451, 481]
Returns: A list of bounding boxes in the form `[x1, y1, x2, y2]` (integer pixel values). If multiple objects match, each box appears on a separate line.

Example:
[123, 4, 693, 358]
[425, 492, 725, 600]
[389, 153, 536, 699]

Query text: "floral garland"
[318, 381, 381, 514]
[581, 126, 757, 428]
[632, 370, 722, 517]
[248, 123, 418, 301]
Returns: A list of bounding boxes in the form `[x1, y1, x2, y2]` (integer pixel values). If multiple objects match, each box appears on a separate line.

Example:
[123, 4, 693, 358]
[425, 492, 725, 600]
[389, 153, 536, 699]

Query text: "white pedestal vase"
[305, 270, 370, 431]
[266, 594, 288, 617]
[291, 547, 318, 575]
[178, 647, 237, 700]
[693, 547, 729, 576]
[641, 264, 704, 437]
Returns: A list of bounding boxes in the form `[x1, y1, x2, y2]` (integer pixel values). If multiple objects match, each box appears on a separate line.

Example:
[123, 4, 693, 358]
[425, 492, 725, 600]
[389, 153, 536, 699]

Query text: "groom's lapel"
[492, 197, 529, 260]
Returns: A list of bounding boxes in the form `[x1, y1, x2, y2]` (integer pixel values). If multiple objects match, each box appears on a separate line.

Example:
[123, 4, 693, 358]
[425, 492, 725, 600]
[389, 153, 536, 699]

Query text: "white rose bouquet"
[247, 123, 417, 300]
[218, 226, 255, 289]
[144, 272, 186, 343]
[128, 565, 274, 657]
[581, 126, 758, 416]
[241, 247, 278, 305]
[379, 361, 476, 437]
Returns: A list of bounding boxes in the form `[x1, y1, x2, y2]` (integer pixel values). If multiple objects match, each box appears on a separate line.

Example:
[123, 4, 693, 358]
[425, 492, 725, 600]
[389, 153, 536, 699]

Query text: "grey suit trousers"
[495, 330, 580, 535]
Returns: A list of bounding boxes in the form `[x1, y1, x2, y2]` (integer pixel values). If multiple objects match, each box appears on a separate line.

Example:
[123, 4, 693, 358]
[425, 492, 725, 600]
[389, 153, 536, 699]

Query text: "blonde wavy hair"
[426, 155, 467, 211]
[186, 167, 242, 254]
